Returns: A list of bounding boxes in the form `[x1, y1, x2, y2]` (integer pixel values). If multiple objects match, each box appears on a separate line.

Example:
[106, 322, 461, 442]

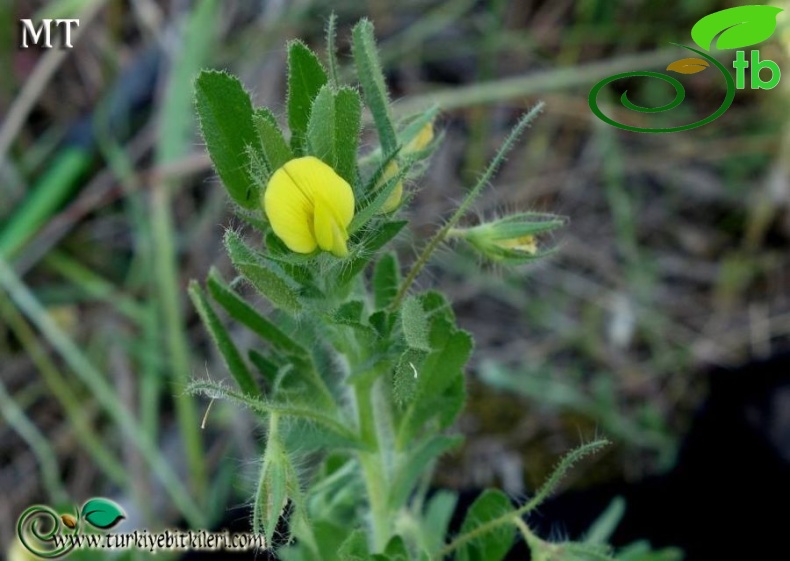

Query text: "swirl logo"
[16, 498, 125, 559]
[589, 5, 783, 133]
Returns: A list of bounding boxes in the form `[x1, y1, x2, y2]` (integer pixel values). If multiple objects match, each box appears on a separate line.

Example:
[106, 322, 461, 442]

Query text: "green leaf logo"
[691, 5, 783, 51]
[81, 498, 125, 530]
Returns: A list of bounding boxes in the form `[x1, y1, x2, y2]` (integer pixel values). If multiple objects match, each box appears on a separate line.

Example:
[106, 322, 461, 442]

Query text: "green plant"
[190, 16, 622, 561]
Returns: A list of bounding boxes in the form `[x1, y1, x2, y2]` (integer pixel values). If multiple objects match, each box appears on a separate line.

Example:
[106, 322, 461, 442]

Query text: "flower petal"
[282, 156, 354, 228]
[263, 165, 317, 254]
[262, 156, 354, 257]
[376, 161, 402, 214]
[314, 199, 349, 257]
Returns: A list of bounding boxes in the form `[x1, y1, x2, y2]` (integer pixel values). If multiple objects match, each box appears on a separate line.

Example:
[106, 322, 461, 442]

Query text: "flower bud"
[449, 213, 566, 263]
[375, 121, 434, 213]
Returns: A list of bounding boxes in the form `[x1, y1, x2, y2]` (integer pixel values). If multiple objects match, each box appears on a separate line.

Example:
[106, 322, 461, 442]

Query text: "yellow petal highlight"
[405, 121, 434, 153]
[373, 121, 434, 214]
[497, 234, 538, 255]
[263, 156, 354, 257]
[377, 161, 403, 214]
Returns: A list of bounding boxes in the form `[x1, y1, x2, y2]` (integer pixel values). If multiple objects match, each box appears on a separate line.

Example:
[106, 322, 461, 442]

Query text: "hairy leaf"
[287, 40, 329, 153]
[195, 70, 260, 208]
[456, 490, 515, 561]
[307, 85, 362, 184]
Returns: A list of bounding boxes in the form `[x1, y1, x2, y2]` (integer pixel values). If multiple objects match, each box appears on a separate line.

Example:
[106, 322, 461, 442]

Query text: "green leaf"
[225, 230, 302, 315]
[392, 347, 427, 407]
[307, 85, 362, 185]
[311, 520, 354, 561]
[456, 490, 515, 561]
[397, 323, 472, 447]
[246, 142, 271, 197]
[401, 295, 430, 351]
[369, 309, 396, 339]
[326, 12, 341, 86]
[373, 252, 400, 309]
[195, 70, 260, 208]
[420, 290, 455, 323]
[287, 40, 329, 154]
[81, 498, 126, 530]
[254, 423, 288, 547]
[248, 349, 281, 387]
[351, 19, 398, 156]
[188, 280, 259, 396]
[189, 380, 355, 443]
[337, 300, 364, 323]
[207, 268, 306, 357]
[338, 529, 369, 560]
[585, 497, 626, 545]
[338, 221, 407, 286]
[388, 434, 463, 511]
[616, 541, 684, 561]
[371, 536, 410, 561]
[255, 108, 294, 172]
[691, 6, 783, 51]
[329, 301, 378, 340]
[422, 491, 457, 555]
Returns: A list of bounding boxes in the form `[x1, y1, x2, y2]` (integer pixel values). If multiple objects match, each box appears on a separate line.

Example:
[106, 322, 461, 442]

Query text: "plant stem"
[435, 439, 609, 559]
[355, 380, 390, 551]
[390, 103, 544, 310]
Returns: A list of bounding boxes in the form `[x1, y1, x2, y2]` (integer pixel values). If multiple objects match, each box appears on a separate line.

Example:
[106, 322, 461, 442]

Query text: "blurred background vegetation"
[2, 0, 789, 557]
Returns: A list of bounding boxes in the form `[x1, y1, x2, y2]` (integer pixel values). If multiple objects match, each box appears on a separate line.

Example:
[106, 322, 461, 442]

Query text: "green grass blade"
[0, 293, 128, 488]
[0, 257, 204, 527]
[0, 377, 69, 505]
[155, 0, 220, 506]
[0, 148, 91, 259]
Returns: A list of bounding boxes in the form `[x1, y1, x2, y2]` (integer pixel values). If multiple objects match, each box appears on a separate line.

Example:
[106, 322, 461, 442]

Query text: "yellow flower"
[263, 156, 355, 257]
[375, 121, 434, 214]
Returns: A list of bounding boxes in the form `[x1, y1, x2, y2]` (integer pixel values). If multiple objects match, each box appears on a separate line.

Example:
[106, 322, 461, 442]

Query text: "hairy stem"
[390, 103, 544, 310]
[435, 439, 609, 559]
[355, 380, 390, 551]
